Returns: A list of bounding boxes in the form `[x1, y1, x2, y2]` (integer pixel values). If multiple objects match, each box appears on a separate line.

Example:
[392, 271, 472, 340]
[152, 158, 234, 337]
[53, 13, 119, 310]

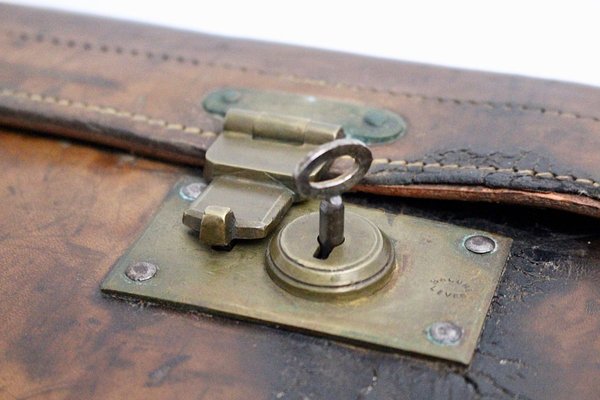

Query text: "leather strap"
[2, 4, 600, 216]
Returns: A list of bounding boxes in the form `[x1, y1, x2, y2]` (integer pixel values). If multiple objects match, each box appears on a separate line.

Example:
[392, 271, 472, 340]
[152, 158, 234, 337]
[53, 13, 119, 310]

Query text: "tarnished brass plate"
[203, 88, 406, 144]
[102, 178, 511, 364]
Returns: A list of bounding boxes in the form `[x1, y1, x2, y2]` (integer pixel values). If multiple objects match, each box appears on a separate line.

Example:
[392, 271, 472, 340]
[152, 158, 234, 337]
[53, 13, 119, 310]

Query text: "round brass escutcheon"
[266, 211, 396, 299]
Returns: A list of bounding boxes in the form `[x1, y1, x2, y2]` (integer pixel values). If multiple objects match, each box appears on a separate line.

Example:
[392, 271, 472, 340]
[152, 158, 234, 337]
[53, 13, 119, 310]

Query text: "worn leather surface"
[1, 5, 600, 217]
[1, 128, 599, 400]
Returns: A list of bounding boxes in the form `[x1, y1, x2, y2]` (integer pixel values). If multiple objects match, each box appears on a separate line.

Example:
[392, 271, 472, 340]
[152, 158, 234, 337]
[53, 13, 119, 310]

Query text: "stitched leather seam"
[2, 86, 598, 189]
[369, 159, 600, 188]
[4, 30, 600, 125]
[0, 88, 214, 136]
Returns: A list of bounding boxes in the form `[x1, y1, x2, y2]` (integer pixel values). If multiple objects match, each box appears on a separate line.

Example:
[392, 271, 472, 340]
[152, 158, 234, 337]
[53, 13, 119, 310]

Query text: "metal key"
[293, 139, 373, 259]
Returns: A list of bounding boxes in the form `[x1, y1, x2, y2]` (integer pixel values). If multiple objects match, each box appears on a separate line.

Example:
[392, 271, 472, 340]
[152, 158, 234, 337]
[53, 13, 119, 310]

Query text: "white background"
[5, 0, 600, 87]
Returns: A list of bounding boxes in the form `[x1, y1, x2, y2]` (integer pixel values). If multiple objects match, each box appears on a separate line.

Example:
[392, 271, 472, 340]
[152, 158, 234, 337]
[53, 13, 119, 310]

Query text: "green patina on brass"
[203, 88, 406, 144]
[102, 178, 511, 364]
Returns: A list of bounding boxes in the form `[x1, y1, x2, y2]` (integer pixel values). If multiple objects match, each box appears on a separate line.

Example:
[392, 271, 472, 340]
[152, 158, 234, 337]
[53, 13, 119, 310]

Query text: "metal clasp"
[182, 109, 343, 246]
[103, 93, 511, 365]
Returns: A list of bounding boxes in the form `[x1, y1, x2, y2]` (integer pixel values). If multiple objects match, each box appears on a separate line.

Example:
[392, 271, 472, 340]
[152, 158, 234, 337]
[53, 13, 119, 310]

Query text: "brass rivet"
[179, 182, 206, 201]
[364, 109, 388, 127]
[125, 262, 158, 282]
[464, 235, 496, 254]
[222, 89, 242, 104]
[427, 322, 463, 346]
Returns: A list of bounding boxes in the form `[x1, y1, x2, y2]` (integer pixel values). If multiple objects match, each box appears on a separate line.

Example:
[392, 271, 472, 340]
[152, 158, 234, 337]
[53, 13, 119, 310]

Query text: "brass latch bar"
[183, 109, 343, 246]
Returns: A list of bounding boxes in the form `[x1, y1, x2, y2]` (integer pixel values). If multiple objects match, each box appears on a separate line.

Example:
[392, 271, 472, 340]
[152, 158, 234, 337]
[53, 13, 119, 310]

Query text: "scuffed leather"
[1, 4, 600, 216]
[366, 149, 600, 199]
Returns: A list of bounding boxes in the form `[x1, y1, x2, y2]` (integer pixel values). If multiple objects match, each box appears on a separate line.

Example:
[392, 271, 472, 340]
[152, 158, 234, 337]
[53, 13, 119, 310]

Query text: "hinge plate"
[102, 177, 511, 364]
[203, 88, 407, 144]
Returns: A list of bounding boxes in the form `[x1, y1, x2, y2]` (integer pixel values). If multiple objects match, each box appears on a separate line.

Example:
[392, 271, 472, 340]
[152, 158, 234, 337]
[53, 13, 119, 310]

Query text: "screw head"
[179, 182, 206, 201]
[363, 110, 388, 127]
[427, 321, 463, 346]
[125, 262, 158, 282]
[464, 235, 496, 254]
[221, 89, 242, 104]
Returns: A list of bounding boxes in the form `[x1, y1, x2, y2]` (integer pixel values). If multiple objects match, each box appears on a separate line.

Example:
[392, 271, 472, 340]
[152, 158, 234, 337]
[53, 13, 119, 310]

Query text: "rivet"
[363, 110, 388, 127]
[427, 321, 463, 346]
[179, 182, 206, 201]
[464, 235, 496, 254]
[222, 89, 242, 104]
[125, 262, 158, 282]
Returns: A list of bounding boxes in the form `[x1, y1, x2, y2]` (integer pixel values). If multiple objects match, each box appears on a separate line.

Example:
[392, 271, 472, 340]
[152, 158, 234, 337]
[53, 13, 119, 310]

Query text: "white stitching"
[1, 86, 599, 188]
[0, 88, 212, 136]
[371, 159, 600, 188]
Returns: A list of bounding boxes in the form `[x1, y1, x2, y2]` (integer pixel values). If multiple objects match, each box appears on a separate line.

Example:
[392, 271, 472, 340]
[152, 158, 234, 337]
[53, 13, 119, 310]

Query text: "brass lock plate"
[102, 178, 511, 364]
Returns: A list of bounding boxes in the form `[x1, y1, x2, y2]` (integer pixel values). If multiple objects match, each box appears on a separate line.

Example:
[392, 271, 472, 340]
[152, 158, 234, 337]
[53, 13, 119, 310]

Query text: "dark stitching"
[5, 29, 600, 125]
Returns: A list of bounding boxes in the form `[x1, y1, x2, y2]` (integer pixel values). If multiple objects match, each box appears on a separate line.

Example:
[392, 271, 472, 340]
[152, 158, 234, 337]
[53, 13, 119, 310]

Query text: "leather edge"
[357, 184, 600, 218]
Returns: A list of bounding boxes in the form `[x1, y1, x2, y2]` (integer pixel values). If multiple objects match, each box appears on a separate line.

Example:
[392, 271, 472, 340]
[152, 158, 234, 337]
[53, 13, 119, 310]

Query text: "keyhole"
[293, 139, 372, 261]
[313, 236, 346, 259]
[312, 195, 345, 259]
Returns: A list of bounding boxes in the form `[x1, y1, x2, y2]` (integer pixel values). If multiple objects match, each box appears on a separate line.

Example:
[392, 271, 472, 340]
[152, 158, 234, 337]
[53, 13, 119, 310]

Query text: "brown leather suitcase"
[1, 4, 599, 399]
